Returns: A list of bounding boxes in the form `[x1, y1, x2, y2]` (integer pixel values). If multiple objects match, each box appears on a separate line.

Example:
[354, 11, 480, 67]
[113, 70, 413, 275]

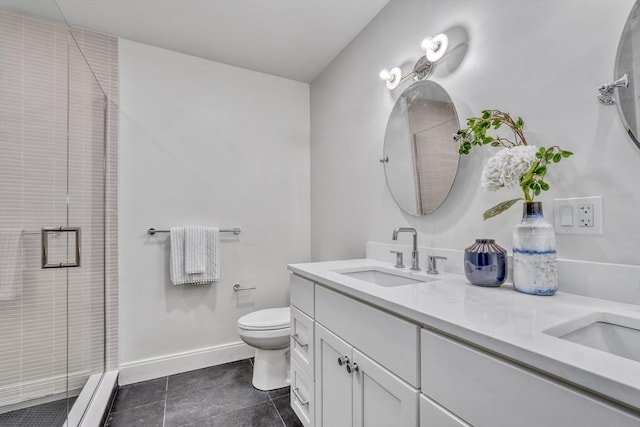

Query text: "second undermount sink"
[333, 266, 439, 288]
[544, 313, 640, 362]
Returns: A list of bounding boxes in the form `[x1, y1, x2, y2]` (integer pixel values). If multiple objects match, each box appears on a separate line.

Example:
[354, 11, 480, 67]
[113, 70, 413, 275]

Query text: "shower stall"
[0, 2, 118, 425]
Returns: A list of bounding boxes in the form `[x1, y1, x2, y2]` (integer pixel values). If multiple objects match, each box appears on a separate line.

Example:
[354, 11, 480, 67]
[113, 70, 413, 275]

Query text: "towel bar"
[147, 227, 241, 235]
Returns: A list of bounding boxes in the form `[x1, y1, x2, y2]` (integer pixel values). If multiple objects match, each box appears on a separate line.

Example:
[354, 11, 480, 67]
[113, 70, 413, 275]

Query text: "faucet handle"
[390, 251, 405, 268]
[427, 255, 447, 275]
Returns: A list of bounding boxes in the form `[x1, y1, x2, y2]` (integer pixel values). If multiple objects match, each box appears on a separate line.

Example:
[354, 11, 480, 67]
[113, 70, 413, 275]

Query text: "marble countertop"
[288, 258, 640, 411]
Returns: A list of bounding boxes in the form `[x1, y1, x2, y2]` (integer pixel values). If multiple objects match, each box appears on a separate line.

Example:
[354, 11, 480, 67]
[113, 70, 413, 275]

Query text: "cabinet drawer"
[421, 329, 640, 427]
[291, 357, 315, 427]
[291, 306, 314, 379]
[315, 285, 419, 387]
[420, 394, 471, 427]
[290, 274, 314, 317]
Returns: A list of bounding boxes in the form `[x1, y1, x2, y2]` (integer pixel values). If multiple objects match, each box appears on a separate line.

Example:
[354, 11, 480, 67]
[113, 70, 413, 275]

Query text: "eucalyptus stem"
[456, 109, 574, 219]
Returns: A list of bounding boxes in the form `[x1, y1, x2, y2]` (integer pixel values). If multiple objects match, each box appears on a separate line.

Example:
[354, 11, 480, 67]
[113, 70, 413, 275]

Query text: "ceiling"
[1, 0, 389, 83]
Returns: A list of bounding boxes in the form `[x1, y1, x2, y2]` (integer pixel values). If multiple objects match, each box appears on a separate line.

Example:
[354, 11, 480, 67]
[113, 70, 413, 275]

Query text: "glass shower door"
[64, 35, 107, 426]
[0, 5, 107, 425]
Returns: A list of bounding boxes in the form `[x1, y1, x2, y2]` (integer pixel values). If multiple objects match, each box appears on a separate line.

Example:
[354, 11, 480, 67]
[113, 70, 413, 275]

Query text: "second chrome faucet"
[392, 227, 420, 271]
[391, 227, 448, 274]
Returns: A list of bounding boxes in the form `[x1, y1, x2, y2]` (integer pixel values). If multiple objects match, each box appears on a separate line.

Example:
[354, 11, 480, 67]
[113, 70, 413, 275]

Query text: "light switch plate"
[554, 196, 603, 234]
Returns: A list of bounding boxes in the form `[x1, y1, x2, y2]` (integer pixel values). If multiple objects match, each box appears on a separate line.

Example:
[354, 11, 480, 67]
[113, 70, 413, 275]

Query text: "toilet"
[238, 307, 291, 391]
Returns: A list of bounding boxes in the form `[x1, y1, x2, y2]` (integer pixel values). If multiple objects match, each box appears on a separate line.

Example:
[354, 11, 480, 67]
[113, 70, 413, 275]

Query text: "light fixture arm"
[379, 32, 448, 90]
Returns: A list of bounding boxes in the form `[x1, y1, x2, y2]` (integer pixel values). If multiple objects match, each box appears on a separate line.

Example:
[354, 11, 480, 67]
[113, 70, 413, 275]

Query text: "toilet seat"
[238, 307, 290, 331]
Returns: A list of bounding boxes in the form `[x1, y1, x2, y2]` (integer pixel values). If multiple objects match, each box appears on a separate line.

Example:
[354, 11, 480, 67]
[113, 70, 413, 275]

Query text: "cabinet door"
[315, 324, 353, 427]
[353, 349, 419, 427]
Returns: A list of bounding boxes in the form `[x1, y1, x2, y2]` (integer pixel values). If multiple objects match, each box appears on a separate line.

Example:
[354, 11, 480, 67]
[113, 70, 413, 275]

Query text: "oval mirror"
[383, 80, 460, 216]
[614, 0, 640, 149]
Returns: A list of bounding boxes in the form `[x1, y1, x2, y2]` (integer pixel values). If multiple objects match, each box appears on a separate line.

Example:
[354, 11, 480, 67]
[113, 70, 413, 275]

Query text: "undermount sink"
[333, 266, 439, 288]
[544, 313, 640, 362]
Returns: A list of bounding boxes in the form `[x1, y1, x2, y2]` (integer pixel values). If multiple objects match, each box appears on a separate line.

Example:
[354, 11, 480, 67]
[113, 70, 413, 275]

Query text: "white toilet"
[238, 307, 291, 391]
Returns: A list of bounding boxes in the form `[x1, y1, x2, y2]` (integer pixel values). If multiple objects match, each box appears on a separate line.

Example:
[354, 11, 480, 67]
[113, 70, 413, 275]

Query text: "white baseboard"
[118, 341, 254, 385]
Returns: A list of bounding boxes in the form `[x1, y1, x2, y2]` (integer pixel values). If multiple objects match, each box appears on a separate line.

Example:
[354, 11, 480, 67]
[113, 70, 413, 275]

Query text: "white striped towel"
[185, 226, 206, 274]
[170, 226, 219, 285]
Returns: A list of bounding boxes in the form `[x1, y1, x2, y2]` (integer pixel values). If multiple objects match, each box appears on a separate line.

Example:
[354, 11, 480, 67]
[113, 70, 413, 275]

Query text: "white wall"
[118, 39, 310, 379]
[311, 0, 640, 266]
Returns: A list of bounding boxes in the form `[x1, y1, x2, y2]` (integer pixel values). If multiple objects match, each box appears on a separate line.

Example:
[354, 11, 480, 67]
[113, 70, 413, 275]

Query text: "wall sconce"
[422, 33, 448, 62]
[379, 67, 402, 90]
[379, 33, 449, 90]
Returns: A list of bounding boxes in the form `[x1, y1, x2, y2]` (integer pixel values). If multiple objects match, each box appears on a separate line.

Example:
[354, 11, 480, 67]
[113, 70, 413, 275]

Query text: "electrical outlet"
[554, 196, 603, 235]
[577, 204, 594, 227]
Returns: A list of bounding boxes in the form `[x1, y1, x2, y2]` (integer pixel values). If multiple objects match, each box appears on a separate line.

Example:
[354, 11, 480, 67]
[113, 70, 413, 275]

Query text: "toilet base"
[252, 347, 290, 391]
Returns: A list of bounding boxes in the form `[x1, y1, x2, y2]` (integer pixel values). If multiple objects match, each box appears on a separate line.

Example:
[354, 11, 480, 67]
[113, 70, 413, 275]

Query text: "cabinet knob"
[346, 362, 359, 374]
[337, 355, 349, 366]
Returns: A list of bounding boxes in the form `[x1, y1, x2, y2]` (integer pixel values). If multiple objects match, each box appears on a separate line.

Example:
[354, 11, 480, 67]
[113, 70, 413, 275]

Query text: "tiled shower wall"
[0, 7, 118, 409]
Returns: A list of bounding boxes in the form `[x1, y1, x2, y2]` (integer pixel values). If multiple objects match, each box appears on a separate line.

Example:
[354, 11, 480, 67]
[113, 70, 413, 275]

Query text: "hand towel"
[184, 226, 206, 274]
[0, 229, 23, 301]
[170, 226, 219, 285]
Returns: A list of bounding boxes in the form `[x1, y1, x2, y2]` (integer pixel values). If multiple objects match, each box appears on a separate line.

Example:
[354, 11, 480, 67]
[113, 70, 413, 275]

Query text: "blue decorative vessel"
[464, 239, 507, 287]
[512, 202, 558, 295]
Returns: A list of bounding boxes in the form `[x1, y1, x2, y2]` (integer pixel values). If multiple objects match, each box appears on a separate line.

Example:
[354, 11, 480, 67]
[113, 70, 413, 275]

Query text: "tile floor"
[0, 397, 77, 427]
[104, 359, 303, 427]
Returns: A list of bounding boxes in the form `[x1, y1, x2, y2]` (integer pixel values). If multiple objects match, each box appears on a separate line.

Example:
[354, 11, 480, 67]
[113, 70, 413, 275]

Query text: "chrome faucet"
[392, 227, 420, 271]
[427, 255, 447, 275]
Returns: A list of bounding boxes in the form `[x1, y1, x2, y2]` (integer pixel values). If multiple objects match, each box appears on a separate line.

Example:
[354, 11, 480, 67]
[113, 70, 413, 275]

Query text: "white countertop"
[287, 258, 640, 411]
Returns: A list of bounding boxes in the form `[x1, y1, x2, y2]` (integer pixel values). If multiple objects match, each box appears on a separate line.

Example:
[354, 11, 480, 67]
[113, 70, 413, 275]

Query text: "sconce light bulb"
[421, 38, 437, 52]
[379, 69, 392, 81]
[422, 33, 449, 62]
[382, 67, 402, 89]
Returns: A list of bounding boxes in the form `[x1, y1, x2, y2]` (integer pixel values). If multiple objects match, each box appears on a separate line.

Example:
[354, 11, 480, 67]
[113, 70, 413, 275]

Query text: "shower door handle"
[41, 227, 81, 268]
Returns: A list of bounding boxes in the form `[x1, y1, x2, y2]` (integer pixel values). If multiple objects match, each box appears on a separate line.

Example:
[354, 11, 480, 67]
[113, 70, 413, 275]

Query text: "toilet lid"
[238, 307, 290, 330]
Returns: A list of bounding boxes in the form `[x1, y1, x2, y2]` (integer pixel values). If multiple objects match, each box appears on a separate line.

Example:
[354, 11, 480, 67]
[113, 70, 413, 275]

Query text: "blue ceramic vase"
[512, 202, 558, 295]
[464, 239, 507, 287]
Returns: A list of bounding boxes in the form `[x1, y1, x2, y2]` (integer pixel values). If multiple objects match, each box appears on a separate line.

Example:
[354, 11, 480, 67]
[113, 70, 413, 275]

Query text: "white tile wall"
[0, 7, 118, 409]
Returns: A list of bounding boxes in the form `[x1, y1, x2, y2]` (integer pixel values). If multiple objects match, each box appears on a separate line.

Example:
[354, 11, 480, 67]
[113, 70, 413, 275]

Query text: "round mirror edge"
[613, 0, 640, 151]
[382, 80, 461, 217]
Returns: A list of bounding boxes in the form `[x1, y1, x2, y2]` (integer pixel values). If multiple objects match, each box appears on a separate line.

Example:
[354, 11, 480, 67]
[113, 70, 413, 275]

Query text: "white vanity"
[287, 258, 640, 427]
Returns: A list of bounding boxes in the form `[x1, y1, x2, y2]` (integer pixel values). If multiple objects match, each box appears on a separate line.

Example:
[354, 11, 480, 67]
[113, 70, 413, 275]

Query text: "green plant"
[456, 109, 573, 220]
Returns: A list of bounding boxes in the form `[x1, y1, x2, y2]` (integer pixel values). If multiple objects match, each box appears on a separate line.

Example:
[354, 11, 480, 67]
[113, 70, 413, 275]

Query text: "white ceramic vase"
[512, 202, 558, 295]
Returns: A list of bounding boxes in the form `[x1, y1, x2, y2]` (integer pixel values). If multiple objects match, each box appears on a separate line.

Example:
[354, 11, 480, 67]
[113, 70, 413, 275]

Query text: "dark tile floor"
[0, 397, 77, 427]
[104, 359, 303, 427]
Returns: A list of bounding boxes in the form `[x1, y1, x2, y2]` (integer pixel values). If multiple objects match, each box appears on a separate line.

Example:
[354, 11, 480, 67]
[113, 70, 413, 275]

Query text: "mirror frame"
[383, 80, 460, 216]
[614, 0, 640, 150]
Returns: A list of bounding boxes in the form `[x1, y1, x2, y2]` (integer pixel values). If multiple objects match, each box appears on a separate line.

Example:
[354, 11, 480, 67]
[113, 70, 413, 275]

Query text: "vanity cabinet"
[420, 395, 471, 427]
[289, 271, 640, 427]
[421, 329, 640, 427]
[290, 275, 316, 427]
[315, 323, 418, 427]
[289, 274, 419, 427]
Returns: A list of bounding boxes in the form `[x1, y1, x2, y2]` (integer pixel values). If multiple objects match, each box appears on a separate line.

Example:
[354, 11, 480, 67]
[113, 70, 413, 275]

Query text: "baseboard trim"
[118, 341, 254, 385]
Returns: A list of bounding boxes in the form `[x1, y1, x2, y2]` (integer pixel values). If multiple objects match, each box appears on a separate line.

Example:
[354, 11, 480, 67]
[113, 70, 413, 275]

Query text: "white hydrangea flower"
[481, 145, 538, 191]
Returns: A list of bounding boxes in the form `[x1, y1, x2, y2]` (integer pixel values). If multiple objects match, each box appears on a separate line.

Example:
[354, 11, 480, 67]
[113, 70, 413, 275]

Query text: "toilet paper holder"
[233, 283, 256, 292]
